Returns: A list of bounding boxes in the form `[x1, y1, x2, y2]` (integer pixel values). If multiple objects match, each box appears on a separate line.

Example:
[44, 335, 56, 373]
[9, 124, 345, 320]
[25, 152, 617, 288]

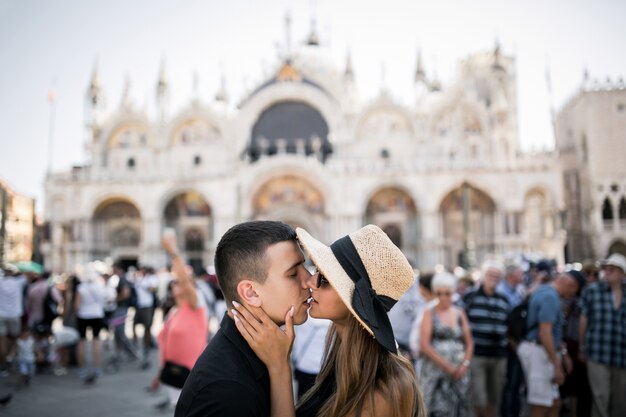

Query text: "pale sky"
[1, 0, 625, 212]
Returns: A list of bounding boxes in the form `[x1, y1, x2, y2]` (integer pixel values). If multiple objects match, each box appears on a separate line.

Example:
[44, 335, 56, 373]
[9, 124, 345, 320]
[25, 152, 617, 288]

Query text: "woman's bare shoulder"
[355, 390, 392, 417]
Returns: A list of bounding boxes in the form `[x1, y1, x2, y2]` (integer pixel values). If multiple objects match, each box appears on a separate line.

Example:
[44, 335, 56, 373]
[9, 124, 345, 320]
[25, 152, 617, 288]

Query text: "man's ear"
[236, 279, 262, 307]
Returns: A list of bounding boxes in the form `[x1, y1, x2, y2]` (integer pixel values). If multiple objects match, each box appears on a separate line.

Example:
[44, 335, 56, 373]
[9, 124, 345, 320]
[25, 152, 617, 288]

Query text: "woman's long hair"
[297, 315, 426, 417]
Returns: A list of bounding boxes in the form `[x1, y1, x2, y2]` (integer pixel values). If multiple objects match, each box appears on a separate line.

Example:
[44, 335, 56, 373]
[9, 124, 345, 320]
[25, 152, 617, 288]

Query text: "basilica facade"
[42, 38, 566, 273]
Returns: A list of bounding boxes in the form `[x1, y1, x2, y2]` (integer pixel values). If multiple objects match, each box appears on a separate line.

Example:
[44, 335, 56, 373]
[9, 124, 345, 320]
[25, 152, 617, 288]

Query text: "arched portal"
[608, 239, 626, 257]
[163, 191, 213, 273]
[439, 184, 496, 268]
[365, 187, 418, 260]
[252, 175, 326, 237]
[92, 199, 142, 264]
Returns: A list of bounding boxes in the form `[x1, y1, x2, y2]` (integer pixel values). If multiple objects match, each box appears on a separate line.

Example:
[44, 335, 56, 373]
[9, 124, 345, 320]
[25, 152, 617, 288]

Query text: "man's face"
[602, 265, 625, 285]
[508, 270, 523, 286]
[253, 240, 311, 326]
[482, 267, 502, 293]
[559, 274, 580, 299]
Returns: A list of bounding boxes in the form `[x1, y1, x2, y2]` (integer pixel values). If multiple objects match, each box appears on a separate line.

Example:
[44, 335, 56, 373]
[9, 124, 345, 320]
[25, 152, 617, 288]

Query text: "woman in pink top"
[150, 234, 209, 410]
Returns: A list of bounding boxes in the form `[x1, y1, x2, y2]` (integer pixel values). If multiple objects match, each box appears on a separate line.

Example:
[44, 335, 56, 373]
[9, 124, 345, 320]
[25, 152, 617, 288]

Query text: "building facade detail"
[43, 40, 567, 272]
[556, 75, 626, 261]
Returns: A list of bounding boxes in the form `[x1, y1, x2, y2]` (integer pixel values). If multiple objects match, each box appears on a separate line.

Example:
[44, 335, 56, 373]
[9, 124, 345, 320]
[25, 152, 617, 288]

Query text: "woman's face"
[307, 270, 351, 324]
[433, 286, 453, 308]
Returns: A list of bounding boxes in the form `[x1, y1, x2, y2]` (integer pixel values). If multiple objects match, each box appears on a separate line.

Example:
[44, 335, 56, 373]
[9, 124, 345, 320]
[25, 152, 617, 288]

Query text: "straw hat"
[296, 224, 415, 352]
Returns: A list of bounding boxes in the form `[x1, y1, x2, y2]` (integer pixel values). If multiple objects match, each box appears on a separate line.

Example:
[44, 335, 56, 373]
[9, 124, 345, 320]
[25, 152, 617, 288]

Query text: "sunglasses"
[435, 291, 452, 297]
[316, 271, 330, 289]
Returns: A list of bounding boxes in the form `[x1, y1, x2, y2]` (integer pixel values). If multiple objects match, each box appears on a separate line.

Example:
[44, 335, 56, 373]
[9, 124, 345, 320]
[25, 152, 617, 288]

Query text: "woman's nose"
[304, 272, 317, 289]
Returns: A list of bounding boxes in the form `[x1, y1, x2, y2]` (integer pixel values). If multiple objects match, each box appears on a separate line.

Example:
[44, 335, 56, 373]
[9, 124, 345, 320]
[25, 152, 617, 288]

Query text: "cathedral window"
[619, 197, 626, 220]
[602, 197, 614, 230]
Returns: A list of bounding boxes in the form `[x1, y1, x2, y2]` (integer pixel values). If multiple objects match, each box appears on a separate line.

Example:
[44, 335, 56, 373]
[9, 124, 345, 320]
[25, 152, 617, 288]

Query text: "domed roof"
[247, 100, 332, 163]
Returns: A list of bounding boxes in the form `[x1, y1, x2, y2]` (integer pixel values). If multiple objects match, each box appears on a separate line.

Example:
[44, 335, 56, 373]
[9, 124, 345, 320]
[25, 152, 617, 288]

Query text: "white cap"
[602, 253, 626, 273]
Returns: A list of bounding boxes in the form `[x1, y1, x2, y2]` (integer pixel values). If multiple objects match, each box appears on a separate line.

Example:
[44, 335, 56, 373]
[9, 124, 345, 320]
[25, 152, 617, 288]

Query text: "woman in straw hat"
[232, 225, 426, 417]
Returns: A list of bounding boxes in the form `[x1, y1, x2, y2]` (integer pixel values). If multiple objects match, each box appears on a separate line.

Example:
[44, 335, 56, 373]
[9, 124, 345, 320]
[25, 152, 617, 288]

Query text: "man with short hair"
[518, 270, 585, 417]
[175, 221, 311, 417]
[579, 253, 626, 417]
[463, 263, 510, 417]
[132, 266, 157, 367]
[497, 264, 525, 308]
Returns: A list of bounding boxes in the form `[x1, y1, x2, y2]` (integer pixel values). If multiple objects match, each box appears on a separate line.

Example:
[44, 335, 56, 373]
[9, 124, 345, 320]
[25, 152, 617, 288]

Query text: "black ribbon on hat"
[330, 235, 398, 352]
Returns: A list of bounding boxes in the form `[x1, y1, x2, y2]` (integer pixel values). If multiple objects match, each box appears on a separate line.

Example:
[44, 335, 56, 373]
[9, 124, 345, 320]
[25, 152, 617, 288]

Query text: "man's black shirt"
[174, 315, 271, 417]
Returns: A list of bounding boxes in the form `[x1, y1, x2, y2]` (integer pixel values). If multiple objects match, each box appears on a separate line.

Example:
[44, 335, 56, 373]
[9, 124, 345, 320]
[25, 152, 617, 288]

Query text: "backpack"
[506, 300, 530, 344]
[128, 283, 139, 308]
[42, 287, 59, 326]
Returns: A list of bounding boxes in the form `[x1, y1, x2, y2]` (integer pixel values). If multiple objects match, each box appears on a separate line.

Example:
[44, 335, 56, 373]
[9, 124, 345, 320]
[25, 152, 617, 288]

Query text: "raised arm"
[161, 234, 198, 309]
[232, 301, 296, 417]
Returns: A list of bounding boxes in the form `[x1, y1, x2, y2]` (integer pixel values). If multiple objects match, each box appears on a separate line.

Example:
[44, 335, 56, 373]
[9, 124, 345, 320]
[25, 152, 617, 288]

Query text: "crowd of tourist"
[0, 246, 624, 417]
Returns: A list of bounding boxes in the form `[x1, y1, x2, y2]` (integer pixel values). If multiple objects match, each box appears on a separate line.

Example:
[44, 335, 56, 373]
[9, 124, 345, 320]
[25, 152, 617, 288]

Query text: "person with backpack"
[462, 262, 510, 417]
[25, 272, 61, 331]
[517, 270, 586, 417]
[107, 264, 139, 369]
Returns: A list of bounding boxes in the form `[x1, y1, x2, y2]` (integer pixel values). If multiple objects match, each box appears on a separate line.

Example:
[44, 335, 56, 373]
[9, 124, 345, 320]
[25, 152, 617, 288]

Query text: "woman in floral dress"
[420, 272, 474, 417]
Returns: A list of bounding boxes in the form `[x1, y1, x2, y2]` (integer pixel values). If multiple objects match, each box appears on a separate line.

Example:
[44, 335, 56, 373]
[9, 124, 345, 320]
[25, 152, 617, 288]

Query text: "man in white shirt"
[0, 268, 27, 376]
[133, 267, 158, 366]
[291, 316, 330, 398]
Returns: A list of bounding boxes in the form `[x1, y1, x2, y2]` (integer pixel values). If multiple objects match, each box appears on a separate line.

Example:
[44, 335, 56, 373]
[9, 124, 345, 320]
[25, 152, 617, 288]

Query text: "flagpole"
[47, 90, 56, 175]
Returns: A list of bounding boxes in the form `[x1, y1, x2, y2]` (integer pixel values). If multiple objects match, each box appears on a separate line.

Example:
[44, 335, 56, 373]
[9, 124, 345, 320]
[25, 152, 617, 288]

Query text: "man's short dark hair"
[214, 221, 296, 304]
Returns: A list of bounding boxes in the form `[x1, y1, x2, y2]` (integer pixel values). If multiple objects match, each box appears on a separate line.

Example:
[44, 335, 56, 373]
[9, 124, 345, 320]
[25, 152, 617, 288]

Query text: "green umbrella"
[14, 261, 44, 274]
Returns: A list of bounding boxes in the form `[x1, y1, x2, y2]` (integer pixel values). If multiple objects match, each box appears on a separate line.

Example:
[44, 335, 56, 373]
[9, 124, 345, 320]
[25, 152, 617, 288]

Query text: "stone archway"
[365, 187, 418, 260]
[163, 191, 213, 271]
[252, 175, 326, 237]
[608, 239, 626, 257]
[439, 183, 496, 268]
[92, 199, 142, 263]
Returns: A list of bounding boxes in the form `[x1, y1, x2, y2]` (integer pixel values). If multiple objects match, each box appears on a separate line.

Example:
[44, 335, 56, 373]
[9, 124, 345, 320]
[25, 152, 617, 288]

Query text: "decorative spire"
[414, 49, 426, 84]
[306, 17, 319, 46]
[284, 11, 292, 59]
[429, 55, 441, 92]
[215, 70, 228, 103]
[156, 58, 168, 97]
[192, 71, 200, 101]
[120, 75, 132, 108]
[344, 50, 354, 82]
[492, 39, 506, 74]
[379, 61, 388, 94]
[87, 60, 101, 101]
[156, 58, 170, 121]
